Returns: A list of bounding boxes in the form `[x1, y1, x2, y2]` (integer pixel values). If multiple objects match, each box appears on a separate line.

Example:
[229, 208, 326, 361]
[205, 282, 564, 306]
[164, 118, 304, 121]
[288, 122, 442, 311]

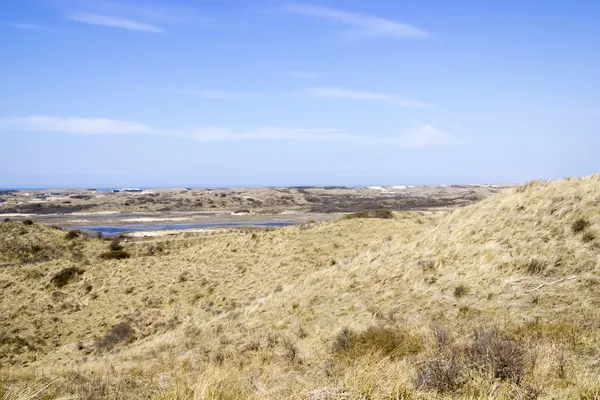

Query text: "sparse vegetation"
[51, 266, 85, 288]
[343, 209, 395, 219]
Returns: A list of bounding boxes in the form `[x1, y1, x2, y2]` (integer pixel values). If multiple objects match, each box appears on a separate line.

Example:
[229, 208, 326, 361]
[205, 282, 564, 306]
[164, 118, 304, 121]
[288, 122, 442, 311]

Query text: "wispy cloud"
[8, 23, 52, 31]
[289, 70, 326, 80]
[0, 116, 453, 147]
[68, 13, 165, 33]
[190, 127, 352, 143]
[282, 3, 429, 39]
[0, 116, 156, 135]
[305, 87, 434, 109]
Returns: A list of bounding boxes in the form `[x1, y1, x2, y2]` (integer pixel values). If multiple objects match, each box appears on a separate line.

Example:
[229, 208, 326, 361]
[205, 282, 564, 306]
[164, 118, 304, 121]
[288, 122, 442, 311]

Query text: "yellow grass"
[1, 175, 600, 399]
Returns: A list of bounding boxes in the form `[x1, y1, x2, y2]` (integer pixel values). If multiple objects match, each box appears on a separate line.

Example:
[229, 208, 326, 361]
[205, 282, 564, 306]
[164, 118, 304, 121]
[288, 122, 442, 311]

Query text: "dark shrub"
[332, 327, 355, 353]
[95, 232, 103, 239]
[582, 231, 596, 243]
[454, 284, 468, 298]
[343, 209, 394, 220]
[468, 330, 524, 381]
[100, 250, 131, 260]
[572, 218, 590, 234]
[23, 219, 34, 226]
[97, 322, 134, 350]
[65, 230, 82, 240]
[51, 267, 85, 288]
[416, 357, 465, 393]
[2, 218, 9, 222]
[109, 238, 123, 251]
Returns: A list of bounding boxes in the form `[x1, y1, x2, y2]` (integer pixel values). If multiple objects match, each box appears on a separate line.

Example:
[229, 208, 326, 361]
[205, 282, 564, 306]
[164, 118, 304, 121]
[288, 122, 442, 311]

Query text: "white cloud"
[68, 13, 165, 33]
[0, 116, 156, 135]
[395, 124, 454, 147]
[305, 87, 434, 109]
[0, 116, 454, 147]
[282, 3, 429, 39]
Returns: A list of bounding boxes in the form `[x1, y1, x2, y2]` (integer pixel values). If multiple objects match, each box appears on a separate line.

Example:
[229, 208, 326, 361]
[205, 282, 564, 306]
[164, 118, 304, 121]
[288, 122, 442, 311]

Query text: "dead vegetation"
[0, 175, 600, 398]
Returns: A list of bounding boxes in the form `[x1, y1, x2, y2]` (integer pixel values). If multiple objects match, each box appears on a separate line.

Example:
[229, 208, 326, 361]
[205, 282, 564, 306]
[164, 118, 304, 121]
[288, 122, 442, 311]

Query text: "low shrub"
[343, 209, 395, 220]
[572, 218, 590, 234]
[416, 357, 465, 393]
[2, 218, 9, 222]
[582, 231, 596, 243]
[99, 250, 130, 260]
[22, 220, 34, 226]
[454, 284, 468, 298]
[51, 267, 85, 288]
[65, 230, 82, 240]
[468, 329, 524, 381]
[108, 238, 123, 251]
[332, 326, 423, 360]
[96, 322, 134, 350]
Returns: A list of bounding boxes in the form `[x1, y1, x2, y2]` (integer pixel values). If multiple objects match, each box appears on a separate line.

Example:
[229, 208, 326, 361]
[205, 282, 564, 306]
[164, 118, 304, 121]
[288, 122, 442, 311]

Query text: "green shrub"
[51, 267, 85, 288]
[343, 209, 394, 220]
[22, 219, 34, 226]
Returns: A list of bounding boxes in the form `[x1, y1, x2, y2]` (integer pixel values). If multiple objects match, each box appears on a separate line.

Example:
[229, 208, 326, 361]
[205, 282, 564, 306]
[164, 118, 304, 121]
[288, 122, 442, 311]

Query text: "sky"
[1, 0, 599, 188]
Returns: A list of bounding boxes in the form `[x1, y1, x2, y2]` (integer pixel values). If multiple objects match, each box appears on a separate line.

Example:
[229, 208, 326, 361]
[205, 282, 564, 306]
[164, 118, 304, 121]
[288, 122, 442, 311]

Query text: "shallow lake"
[74, 221, 296, 236]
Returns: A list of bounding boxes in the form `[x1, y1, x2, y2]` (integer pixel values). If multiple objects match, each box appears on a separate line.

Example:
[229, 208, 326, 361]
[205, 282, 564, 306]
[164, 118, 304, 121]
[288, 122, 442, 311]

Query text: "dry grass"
[1, 175, 600, 398]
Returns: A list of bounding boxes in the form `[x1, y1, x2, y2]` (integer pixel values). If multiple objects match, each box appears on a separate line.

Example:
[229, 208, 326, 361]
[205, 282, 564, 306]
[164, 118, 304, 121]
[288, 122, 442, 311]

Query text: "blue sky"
[1, 0, 599, 188]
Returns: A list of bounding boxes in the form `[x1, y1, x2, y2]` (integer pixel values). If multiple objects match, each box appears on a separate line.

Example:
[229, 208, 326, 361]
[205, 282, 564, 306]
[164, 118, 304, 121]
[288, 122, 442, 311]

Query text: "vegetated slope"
[1, 176, 600, 399]
[0, 221, 85, 265]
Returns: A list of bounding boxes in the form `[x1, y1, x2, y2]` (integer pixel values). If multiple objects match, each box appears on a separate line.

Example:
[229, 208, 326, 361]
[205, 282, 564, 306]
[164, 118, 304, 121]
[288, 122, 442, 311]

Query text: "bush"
[100, 250, 131, 260]
[22, 219, 34, 226]
[572, 218, 590, 234]
[454, 284, 468, 298]
[51, 267, 85, 288]
[468, 329, 524, 381]
[332, 326, 422, 360]
[2, 218, 9, 222]
[582, 231, 596, 243]
[109, 238, 123, 251]
[65, 230, 82, 240]
[416, 357, 465, 393]
[96, 322, 134, 350]
[343, 209, 395, 220]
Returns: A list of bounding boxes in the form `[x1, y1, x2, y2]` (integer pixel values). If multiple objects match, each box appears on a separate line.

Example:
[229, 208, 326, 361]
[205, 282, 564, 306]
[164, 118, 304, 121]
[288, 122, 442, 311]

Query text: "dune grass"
[1, 175, 600, 398]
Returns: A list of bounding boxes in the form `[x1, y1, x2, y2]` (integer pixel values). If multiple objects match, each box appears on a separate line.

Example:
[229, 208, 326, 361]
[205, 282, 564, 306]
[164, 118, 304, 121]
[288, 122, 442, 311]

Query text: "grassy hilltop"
[1, 176, 600, 399]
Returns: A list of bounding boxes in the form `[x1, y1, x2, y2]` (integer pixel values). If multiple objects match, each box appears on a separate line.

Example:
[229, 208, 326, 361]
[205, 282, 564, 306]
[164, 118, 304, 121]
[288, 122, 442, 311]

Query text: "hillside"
[1, 176, 600, 399]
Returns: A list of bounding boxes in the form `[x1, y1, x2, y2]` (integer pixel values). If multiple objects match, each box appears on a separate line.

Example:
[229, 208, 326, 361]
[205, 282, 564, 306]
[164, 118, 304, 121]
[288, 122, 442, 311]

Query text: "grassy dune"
[1, 176, 600, 399]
